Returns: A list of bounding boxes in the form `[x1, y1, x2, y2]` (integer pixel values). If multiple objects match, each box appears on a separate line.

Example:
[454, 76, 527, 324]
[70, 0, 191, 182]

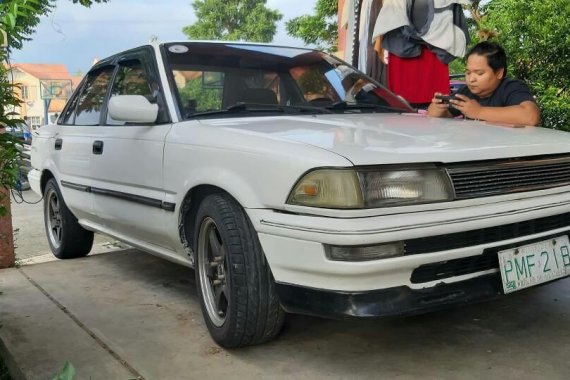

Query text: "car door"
[89, 47, 174, 249]
[53, 65, 115, 222]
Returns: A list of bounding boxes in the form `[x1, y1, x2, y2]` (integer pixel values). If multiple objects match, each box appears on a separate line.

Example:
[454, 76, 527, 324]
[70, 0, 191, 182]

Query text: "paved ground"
[1, 249, 569, 380]
[10, 190, 127, 261]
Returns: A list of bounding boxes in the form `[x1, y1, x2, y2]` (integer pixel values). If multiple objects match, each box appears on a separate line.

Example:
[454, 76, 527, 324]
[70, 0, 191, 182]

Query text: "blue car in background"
[5, 122, 32, 144]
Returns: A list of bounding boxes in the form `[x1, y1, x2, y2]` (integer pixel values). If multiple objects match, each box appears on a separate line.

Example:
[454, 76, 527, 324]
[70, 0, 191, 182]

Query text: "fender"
[167, 164, 264, 209]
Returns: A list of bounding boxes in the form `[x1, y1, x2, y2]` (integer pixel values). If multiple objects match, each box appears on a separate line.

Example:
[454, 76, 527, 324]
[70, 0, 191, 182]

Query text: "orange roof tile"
[10, 63, 71, 80]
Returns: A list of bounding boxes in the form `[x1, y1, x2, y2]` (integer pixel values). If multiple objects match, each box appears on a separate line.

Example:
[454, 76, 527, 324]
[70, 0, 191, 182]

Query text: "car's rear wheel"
[44, 178, 94, 259]
[194, 193, 285, 348]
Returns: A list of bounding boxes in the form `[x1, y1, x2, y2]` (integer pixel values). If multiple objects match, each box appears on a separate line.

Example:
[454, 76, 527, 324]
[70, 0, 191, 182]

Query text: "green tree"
[1, 0, 47, 217]
[285, 0, 337, 52]
[179, 74, 222, 112]
[481, 0, 570, 130]
[182, 0, 282, 43]
[1, 0, 111, 245]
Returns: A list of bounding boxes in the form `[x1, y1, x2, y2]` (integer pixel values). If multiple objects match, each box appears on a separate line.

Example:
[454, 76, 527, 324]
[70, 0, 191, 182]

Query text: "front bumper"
[27, 168, 42, 196]
[248, 188, 570, 295]
[276, 274, 503, 318]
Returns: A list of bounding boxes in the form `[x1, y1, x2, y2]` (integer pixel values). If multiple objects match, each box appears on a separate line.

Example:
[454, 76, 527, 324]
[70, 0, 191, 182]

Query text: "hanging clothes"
[357, 0, 387, 84]
[388, 46, 449, 105]
[358, 0, 374, 72]
[369, 0, 468, 104]
[340, 0, 357, 65]
[372, 0, 470, 63]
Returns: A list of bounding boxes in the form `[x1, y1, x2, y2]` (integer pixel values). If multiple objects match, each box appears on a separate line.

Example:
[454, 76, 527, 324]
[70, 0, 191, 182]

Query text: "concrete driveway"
[1, 249, 569, 380]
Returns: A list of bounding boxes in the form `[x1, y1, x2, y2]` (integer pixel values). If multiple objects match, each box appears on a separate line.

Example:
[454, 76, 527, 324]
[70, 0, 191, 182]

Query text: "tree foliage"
[481, 0, 570, 130]
[285, 0, 337, 52]
[179, 75, 222, 112]
[182, 0, 282, 43]
[0, 0, 108, 216]
[0, 0, 47, 215]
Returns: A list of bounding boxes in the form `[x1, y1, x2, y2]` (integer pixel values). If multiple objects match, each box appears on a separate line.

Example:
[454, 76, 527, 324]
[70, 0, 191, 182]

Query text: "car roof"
[91, 40, 318, 71]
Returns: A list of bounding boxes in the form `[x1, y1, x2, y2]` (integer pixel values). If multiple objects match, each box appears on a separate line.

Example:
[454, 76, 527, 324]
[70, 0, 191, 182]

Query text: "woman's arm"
[451, 95, 541, 126]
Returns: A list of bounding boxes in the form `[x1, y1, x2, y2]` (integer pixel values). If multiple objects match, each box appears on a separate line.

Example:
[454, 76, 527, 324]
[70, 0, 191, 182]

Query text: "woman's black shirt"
[449, 78, 536, 117]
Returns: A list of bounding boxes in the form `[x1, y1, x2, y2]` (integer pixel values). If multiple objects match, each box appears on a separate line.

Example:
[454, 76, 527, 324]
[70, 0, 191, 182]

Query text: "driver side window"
[65, 67, 114, 126]
[106, 59, 154, 125]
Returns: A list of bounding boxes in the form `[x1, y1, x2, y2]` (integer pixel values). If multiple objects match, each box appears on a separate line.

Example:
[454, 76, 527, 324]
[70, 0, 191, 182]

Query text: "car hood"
[198, 113, 570, 165]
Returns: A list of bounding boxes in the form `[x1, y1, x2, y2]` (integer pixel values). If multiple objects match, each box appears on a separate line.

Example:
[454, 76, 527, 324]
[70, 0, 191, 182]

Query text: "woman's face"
[465, 54, 504, 98]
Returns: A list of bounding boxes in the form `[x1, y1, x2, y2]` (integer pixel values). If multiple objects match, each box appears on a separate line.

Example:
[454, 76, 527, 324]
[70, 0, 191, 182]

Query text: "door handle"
[92, 140, 104, 155]
[54, 138, 63, 150]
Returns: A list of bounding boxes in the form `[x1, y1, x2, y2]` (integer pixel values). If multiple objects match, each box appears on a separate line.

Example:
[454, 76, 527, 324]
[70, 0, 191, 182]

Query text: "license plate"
[498, 235, 570, 294]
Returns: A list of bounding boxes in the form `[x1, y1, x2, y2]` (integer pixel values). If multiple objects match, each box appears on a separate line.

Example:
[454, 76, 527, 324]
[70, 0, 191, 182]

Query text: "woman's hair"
[467, 41, 507, 77]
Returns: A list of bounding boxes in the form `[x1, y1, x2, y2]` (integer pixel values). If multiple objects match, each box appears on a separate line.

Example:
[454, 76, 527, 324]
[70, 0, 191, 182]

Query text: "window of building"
[26, 116, 41, 129]
[21, 85, 29, 100]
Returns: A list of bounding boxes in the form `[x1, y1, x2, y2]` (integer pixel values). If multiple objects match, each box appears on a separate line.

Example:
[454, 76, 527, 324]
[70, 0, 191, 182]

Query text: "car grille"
[409, 232, 570, 284]
[446, 154, 570, 199]
[411, 254, 499, 284]
[403, 211, 570, 255]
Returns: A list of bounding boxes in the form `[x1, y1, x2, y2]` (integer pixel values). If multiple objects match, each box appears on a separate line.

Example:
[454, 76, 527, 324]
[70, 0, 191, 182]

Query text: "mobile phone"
[435, 94, 457, 104]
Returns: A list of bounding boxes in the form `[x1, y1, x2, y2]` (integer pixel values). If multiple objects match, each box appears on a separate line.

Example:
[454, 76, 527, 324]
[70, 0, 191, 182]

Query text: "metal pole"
[44, 98, 51, 125]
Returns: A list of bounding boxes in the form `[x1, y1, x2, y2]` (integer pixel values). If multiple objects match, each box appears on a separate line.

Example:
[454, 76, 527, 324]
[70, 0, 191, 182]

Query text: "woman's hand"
[427, 92, 451, 118]
[450, 94, 482, 120]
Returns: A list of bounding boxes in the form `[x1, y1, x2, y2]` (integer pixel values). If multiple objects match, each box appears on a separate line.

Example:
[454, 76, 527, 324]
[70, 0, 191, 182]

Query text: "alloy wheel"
[46, 187, 62, 249]
[198, 217, 230, 327]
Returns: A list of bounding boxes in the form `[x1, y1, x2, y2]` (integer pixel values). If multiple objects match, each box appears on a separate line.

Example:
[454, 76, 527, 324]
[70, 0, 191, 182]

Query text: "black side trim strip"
[161, 202, 176, 212]
[61, 181, 175, 212]
[61, 180, 91, 193]
[91, 187, 162, 208]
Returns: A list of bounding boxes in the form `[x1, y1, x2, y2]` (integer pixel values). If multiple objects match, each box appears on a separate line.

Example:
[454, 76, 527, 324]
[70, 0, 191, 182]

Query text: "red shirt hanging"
[388, 46, 449, 104]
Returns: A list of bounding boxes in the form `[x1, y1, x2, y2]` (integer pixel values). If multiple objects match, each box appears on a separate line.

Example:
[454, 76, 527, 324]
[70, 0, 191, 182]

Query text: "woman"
[427, 41, 541, 126]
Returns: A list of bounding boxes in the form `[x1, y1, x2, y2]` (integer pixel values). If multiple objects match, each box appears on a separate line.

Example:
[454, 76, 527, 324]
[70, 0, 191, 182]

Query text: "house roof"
[9, 63, 71, 80]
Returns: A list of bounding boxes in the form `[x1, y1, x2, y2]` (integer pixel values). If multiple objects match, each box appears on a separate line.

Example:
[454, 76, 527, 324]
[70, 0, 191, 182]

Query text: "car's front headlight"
[287, 169, 364, 209]
[287, 167, 453, 209]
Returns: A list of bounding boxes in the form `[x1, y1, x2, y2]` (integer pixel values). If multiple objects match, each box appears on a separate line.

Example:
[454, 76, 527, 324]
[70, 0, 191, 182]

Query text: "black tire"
[193, 193, 285, 348]
[43, 178, 94, 259]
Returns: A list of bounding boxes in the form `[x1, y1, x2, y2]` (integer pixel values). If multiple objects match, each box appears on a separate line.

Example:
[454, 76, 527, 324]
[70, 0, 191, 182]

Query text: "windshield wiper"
[185, 102, 251, 118]
[187, 102, 332, 118]
[327, 101, 408, 113]
[283, 103, 334, 114]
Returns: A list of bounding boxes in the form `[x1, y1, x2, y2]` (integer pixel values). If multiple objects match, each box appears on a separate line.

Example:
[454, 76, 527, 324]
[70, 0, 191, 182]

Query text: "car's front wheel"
[194, 193, 285, 348]
[44, 178, 94, 259]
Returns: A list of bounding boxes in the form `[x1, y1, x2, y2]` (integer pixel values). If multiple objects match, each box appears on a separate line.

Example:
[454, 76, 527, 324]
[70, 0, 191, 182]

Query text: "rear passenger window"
[106, 60, 153, 125]
[74, 67, 114, 126]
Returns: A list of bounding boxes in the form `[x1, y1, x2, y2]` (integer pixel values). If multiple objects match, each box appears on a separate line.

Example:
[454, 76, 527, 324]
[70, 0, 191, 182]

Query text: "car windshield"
[163, 42, 413, 119]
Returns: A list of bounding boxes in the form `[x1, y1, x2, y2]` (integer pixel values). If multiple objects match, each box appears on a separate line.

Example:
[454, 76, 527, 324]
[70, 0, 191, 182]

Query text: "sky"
[11, 0, 319, 74]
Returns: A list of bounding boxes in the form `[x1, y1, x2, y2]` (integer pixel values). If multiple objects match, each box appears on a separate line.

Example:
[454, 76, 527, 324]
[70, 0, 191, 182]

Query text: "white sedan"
[29, 41, 570, 347]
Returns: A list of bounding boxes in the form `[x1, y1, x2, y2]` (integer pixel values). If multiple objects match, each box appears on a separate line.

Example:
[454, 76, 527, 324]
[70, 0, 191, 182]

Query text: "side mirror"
[108, 95, 159, 123]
